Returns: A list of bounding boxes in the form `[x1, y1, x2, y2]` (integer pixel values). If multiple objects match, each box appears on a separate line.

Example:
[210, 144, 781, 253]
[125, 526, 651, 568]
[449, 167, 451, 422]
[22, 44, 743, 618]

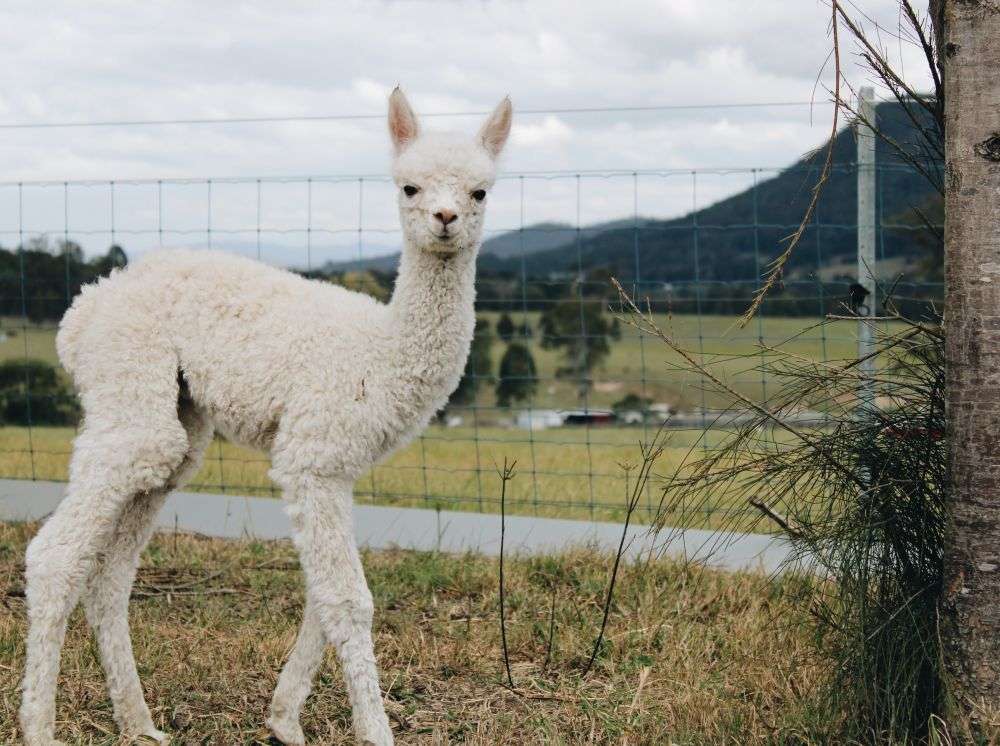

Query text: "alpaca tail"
[56, 270, 121, 380]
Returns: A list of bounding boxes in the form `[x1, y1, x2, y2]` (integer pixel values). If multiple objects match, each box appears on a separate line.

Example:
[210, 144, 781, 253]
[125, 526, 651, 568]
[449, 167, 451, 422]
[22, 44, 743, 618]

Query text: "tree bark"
[937, 0, 1000, 717]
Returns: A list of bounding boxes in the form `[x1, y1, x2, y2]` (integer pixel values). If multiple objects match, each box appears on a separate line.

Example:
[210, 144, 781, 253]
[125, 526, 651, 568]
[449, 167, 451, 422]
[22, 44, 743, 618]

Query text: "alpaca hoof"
[20, 730, 68, 746]
[356, 727, 393, 746]
[133, 729, 170, 745]
[266, 715, 305, 746]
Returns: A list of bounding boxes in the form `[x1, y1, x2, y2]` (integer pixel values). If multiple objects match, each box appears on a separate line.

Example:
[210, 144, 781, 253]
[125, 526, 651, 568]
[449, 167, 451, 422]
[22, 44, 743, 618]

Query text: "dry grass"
[0, 520, 830, 745]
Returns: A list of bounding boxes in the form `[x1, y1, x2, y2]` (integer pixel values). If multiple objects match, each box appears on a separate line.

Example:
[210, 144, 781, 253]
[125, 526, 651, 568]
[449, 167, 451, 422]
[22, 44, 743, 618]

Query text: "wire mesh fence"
[0, 161, 941, 524]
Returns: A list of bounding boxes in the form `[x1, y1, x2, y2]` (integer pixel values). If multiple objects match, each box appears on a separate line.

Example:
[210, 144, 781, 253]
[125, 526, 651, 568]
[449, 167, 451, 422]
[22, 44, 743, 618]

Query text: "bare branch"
[496, 458, 517, 689]
[581, 436, 663, 677]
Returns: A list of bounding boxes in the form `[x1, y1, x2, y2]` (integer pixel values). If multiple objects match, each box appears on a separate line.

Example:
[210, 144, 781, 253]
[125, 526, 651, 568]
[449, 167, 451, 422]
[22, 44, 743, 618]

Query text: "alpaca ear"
[388, 87, 419, 153]
[478, 96, 512, 159]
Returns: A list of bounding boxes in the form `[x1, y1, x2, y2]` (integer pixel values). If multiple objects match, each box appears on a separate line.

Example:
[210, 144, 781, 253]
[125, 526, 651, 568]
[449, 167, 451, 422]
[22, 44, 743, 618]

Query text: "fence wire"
[0, 163, 941, 524]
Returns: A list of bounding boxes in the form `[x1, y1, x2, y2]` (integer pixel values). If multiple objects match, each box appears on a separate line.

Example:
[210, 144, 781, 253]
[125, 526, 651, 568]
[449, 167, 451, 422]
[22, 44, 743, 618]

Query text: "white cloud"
[512, 116, 573, 148]
[0, 0, 934, 260]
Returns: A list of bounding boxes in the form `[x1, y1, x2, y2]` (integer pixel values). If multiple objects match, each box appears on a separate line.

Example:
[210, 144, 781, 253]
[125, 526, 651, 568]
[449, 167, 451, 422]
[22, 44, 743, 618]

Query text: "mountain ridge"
[324, 101, 941, 284]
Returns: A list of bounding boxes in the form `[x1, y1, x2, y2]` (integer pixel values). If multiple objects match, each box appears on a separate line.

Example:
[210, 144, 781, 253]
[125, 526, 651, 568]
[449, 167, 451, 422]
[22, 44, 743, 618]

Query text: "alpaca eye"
[403, 185, 419, 197]
[471, 189, 486, 202]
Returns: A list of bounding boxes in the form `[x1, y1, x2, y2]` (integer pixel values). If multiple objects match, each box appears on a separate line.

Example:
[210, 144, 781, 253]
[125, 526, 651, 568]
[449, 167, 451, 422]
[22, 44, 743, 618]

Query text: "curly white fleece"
[19, 90, 512, 746]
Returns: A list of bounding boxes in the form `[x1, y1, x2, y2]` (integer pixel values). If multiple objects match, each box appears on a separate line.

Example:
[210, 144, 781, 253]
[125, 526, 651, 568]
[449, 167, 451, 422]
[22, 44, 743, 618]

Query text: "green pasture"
[0, 313, 877, 528]
[0, 424, 760, 527]
[0, 314, 872, 413]
[0, 324, 60, 367]
[477, 311, 866, 411]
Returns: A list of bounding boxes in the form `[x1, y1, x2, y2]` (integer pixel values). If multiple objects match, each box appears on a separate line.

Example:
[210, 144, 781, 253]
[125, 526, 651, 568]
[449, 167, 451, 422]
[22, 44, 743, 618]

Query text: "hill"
[484, 101, 942, 285]
[321, 220, 581, 273]
[324, 101, 942, 287]
[479, 221, 578, 259]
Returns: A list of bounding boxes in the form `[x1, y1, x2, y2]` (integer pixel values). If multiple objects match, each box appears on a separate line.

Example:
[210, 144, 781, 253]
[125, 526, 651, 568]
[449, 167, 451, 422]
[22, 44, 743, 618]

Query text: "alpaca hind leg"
[267, 599, 326, 746]
[19, 419, 189, 746]
[81, 406, 212, 741]
[277, 472, 393, 746]
[82, 489, 171, 742]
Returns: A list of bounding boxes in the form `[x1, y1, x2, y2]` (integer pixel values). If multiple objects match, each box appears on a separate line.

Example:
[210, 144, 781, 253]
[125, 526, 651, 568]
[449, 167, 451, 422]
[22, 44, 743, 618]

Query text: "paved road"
[0, 479, 793, 573]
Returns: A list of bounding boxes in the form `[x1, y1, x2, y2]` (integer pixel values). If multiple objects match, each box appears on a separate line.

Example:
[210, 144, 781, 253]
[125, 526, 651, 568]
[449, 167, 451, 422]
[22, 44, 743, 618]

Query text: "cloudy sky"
[0, 0, 934, 264]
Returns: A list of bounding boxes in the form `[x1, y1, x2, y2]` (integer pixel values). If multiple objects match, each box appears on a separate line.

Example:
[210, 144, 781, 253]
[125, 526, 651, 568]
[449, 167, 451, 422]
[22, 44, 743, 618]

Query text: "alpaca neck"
[387, 244, 477, 396]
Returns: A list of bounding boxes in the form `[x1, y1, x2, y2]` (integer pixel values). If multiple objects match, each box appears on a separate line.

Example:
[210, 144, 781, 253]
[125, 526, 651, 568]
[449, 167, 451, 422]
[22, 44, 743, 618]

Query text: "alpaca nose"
[434, 209, 458, 226]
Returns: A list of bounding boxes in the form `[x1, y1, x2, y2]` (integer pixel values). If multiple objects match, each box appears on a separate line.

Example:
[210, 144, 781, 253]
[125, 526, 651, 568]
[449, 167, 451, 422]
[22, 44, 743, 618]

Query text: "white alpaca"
[19, 88, 512, 746]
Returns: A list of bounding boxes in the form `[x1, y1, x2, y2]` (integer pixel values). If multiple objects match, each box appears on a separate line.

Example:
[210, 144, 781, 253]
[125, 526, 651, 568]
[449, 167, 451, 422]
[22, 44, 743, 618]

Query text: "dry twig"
[496, 458, 517, 689]
[581, 435, 663, 677]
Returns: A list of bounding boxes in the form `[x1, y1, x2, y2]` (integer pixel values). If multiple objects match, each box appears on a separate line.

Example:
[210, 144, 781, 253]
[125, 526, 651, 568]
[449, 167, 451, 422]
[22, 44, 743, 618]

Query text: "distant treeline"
[311, 265, 943, 321]
[1, 237, 941, 326]
[0, 238, 127, 323]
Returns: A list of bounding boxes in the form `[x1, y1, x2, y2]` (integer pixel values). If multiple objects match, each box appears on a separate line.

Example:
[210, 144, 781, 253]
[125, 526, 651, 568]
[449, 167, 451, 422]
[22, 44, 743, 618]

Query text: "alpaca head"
[389, 87, 512, 257]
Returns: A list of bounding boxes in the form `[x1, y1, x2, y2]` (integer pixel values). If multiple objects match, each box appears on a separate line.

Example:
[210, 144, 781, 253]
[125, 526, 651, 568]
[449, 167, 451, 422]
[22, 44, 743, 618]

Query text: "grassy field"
[0, 520, 834, 745]
[0, 313, 869, 413]
[0, 425, 763, 528]
[0, 313, 871, 528]
[424, 311, 861, 412]
[0, 324, 60, 368]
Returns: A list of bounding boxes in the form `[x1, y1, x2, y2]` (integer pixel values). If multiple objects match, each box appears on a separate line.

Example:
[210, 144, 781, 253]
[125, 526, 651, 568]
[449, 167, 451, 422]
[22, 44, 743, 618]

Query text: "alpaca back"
[54, 249, 388, 427]
[57, 249, 298, 383]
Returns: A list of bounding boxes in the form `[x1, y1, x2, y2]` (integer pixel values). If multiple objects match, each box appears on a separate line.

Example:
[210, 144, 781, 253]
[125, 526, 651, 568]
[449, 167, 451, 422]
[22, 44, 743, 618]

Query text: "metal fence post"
[857, 86, 877, 412]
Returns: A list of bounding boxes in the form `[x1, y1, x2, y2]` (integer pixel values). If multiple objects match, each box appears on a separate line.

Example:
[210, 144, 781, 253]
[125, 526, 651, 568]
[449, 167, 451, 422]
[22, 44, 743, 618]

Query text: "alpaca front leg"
[281, 474, 393, 746]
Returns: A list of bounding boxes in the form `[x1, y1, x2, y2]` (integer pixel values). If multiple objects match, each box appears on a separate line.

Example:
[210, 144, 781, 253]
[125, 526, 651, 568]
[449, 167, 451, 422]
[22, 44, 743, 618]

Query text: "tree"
[496, 312, 515, 342]
[0, 241, 130, 321]
[90, 244, 128, 276]
[538, 311, 556, 344]
[56, 239, 84, 263]
[932, 0, 1000, 716]
[612, 392, 651, 414]
[539, 298, 612, 400]
[495, 343, 537, 407]
[449, 318, 494, 407]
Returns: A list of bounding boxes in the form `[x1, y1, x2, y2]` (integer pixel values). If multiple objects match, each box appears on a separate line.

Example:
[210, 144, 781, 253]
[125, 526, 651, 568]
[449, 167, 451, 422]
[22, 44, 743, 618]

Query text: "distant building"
[648, 402, 676, 421]
[515, 408, 619, 430]
[560, 409, 615, 426]
[515, 409, 565, 431]
[618, 409, 645, 425]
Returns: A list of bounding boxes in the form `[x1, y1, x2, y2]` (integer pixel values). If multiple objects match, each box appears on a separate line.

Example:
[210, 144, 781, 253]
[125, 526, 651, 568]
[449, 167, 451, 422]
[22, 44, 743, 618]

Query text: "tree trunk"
[936, 0, 1000, 718]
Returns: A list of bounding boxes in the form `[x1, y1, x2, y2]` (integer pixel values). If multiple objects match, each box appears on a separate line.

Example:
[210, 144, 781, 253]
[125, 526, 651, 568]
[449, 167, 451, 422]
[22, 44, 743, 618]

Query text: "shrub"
[635, 305, 948, 742]
[0, 359, 80, 426]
